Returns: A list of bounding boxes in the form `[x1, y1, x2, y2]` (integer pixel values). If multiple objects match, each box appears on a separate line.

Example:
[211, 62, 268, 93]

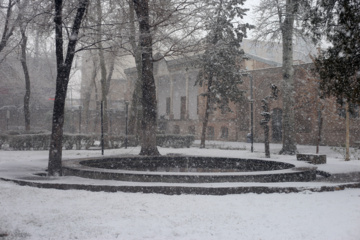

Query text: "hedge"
[156, 134, 195, 148]
[3, 133, 95, 150]
[0, 133, 195, 150]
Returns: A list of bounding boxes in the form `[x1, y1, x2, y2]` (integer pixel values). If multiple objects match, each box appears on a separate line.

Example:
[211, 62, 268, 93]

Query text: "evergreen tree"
[307, 0, 360, 160]
[196, 0, 251, 148]
[309, 0, 360, 104]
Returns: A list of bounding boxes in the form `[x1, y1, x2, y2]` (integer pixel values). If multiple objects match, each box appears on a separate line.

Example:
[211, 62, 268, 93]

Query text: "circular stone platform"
[62, 155, 317, 183]
[1, 154, 360, 195]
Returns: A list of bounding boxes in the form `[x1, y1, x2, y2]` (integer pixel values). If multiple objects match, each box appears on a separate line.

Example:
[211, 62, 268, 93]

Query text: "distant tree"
[48, 0, 89, 176]
[196, 0, 251, 148]
[0, 0, 30, 130]
[261, 84, 279, 158]
[253, 0, 311, 155]
[127, 0, 143, 138]
[127, 0, 210, 139]
[306, 0, 360, 160]
[0, 0, 21, 54]
[295, 62, 325, 154]
[94, 0, 118, 146]
[13, 0, 53, 132]
[19, 25, 31, 132]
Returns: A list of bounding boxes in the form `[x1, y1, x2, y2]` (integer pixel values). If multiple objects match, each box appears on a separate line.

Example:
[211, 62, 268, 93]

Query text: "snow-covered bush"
[8, 133, 51, 150]
[4, 133, 94, 150]
[156, 134, 195, 148]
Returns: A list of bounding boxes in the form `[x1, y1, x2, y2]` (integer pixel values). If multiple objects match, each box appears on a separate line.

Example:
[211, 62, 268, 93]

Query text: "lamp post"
[71, 107, 74, 132]
[78, 106, 82, 134]
[125, 101, 129, 149]
[101, 101, 104, 155]
[6, 110, 10, 130]
[250, 74, 254, 153]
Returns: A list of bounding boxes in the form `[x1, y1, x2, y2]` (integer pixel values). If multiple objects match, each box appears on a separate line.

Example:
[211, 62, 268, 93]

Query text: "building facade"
[124, 56, 360, 147]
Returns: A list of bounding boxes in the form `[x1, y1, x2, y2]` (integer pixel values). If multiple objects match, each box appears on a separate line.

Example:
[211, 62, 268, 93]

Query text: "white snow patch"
[1, 142, 360, 239]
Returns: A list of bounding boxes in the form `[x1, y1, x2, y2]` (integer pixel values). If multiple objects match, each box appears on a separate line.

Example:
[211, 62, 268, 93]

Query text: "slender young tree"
[127, 0, 143, 138]
[17, 0, 34, 132]
[48, 0, 89, 176]
[197, 0, 250, 148]
[253, 0, 311, 155]
[19, 26, 31, 132]
[0, 0, 20, 54]
[133, 0, 160, 156]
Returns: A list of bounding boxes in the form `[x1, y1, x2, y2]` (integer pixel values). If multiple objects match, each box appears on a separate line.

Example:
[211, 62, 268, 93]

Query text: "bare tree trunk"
[48, 0, 88, 176]
[316, 100, 323, 154]
[133, 0, 160, 156]
[261, 98, 271, 158]
[96, 0, 109, 146]
[105, 53, 116, 95]
[279, 0, 297, 155]
[128, 0, 143, 138]
[83, 56, 98, 133]
[200, 76, 213, 149]
[264, 124, 270, 157]
[0, 0, 18, 53]
[20, 27, 31, 132]
[199, 2, 223, 149]
[93, 78, 100, 133]
[345, 101, 350, 161]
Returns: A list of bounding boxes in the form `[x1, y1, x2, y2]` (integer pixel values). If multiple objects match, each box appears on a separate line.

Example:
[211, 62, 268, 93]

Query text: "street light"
[250, 74, 254, 153]
[101, 101, 104, 155]
[78, 106, 82, 134]
[125, 101, 129, 149]
[6, 110, 10, 131]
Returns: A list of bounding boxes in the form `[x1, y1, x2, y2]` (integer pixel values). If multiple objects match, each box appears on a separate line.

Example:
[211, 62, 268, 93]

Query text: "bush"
[5, 133, 95, 150]
[8, 133, 51, 150]
[119, 134, 195, 148]
[63, 134, 95, 150]
[108, 135, 123, 148]
[1, 133, 195, 150]
[156, 134, 195, 148]
[119, 135, 139, 148]
[0, 134, 9, 149]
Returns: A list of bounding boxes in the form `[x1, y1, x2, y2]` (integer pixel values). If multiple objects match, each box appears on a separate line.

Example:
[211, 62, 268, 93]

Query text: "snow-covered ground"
[1, 141, 360, 240]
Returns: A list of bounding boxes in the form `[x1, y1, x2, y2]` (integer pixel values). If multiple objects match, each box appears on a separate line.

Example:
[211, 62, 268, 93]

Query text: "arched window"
[188, 125, 196, 135]
[272, 108, 282, 142]
[173, 125, 180, 134]
[207, 126, 214, 140]
[221, 127, 228, 139]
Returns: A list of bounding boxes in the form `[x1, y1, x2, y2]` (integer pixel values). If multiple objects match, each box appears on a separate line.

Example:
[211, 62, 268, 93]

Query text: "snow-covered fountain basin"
[62, 156, 317, 183]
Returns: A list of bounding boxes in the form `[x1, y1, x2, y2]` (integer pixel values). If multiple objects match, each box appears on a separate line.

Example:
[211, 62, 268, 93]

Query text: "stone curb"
[1, 177, 360, 195]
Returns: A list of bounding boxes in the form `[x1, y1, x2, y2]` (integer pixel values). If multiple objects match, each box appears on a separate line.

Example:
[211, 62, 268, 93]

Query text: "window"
[173, 125, 180, 134]
[338, 103, 359, 118]
[158, 116, 167, 132]
[272, 108, 282, 142]
[188, 125, 196, 135]
[221, 127, 228, 139]
[221, 105, 229, 114]
[181, 96, 186, 120]
[166, 97, 171, 115]
[207, 126, 214, 140]
[197, 96, 200, 115]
